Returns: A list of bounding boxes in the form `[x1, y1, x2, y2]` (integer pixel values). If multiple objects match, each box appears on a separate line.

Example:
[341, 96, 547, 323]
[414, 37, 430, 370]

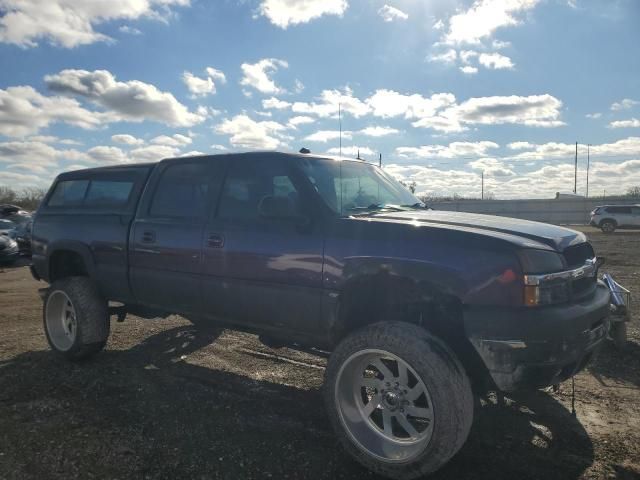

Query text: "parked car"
[590, 204, 640, 233]
[0, 204, 22, 216]
[0, 231, 19, 265]
[0, 218, 16, 236]
[31, 152, 617, 479]
[10, 218, 32, 255]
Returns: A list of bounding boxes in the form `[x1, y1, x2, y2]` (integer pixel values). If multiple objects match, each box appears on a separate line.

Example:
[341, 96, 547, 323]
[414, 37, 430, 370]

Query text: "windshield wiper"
[345, 204, 408, 215]
[400, 202, 426, 209]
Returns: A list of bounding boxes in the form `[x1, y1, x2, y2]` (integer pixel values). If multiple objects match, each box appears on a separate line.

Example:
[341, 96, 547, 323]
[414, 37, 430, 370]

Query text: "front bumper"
[464, 282, 611, 391]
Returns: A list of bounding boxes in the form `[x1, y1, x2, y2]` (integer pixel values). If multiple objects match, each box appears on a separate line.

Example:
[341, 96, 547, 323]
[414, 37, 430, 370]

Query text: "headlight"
[518, 249, 569, 306]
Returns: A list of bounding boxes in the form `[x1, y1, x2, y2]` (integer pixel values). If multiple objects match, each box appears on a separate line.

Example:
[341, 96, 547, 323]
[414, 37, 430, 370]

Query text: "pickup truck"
[31, 151, 612, 479]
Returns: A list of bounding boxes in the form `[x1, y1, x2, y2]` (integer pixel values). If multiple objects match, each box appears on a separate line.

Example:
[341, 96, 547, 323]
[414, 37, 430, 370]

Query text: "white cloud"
[378, 5, 408, 22]
[433, 19, 445, 30]
[210, 144, 228, 151]
[492, 39, 511, 49]
[87, 145, 128, 163]
[240, 58, 288, 94]
[182, 67, 226, 97]
[0, 85, 106, 137]
[586, 112, 602, 119]
[359, 126, 399, 137]
[609, 118, 640, 129]
[0, 0, 190, 48]
[150, 134, 192, 147]
[478, 52, 514, 69]
[452, 94, 564, 128]
[304, 130, 352, 142]
[214, 114, 287, 149]
[468, 157, 515, 176]
[460, 66, 478, 74]
[365, 90, 563, 132]
[327, 146, 375, 157]
[366, 89, 456, 120]
[287, 115, 315, 128]
[506, 136, 640, 160]
[119, 25, 142, 35]
[262, 97, 292, 110]
[27, 135, 81, 145]
[459, 50, 478, 64]
[45, 69, 206, 127]
[611, 98, 639, 111]
[259, 0, 348, 28]
[429, 49, 457, 64]
[444, 0, 540, 45]
[0, 140, 74, 169]
[396, 141, 499, 159]
[292, 88, 370, 118]
[293, 79, 305, 93]
[130, 144, 180, 163]
[111, 134, 144, 145]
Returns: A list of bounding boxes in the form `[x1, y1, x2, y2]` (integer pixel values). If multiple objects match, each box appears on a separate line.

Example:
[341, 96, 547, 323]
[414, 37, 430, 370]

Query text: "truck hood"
[360, 209, 586, 252]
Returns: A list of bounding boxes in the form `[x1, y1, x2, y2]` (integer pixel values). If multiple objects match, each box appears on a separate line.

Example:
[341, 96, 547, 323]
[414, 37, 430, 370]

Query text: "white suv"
[590, 204, 640, 233]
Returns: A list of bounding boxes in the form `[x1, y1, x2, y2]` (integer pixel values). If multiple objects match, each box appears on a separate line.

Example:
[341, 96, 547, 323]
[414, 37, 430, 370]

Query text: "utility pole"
[574, 141, 578, 194]
[338, 103, 342, 157]
[481, 170, 484, 200]
[379, 153, 382, 168]
[586, 144, 591, 198]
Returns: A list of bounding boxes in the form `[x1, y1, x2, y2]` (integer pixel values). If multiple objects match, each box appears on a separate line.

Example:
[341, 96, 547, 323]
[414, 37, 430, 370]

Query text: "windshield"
[299, 158, 423, 216]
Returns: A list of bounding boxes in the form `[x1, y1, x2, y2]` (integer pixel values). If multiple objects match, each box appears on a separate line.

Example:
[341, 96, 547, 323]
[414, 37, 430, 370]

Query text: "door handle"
[207, 234, 224, 248]
[141, 230, 156, 243]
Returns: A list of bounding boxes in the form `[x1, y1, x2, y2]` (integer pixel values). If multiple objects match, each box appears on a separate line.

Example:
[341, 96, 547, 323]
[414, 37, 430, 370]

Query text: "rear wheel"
[324, 322, 473, 479]
[44, 277, 109, 361]
[600, 220, 616, 233]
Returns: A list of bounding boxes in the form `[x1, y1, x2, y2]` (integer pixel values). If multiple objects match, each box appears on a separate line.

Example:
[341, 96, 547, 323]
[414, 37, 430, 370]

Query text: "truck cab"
[31, 152, 614, 480]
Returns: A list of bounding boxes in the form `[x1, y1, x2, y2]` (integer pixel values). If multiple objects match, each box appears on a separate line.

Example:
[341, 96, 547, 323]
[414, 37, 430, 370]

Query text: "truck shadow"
[0, 325, 594, 480]
[587, 339, 640, 389]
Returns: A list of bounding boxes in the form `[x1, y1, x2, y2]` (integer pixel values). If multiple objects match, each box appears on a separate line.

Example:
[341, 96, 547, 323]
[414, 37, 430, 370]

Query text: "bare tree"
[400, 180, 417, 194]
[626, 186, 640, 198]
[0, 186, 47, 211]
[0, 186, 18, 205]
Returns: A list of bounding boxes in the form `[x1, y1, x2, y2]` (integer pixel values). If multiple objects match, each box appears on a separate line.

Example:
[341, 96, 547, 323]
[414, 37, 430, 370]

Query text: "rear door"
[201, 155, 325, 335]
[608, 206, 633, 227]
[129, 158, 226, 314]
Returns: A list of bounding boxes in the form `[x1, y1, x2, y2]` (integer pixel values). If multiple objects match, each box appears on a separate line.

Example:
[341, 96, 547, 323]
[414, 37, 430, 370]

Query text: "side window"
[84, 180, 134, 207]
[47, 180, 89, 207]
[218, 159, 302, 220]
[609, 206, 632, 214]
[632, 207, 640, 216]
[149, 163, 211, 220]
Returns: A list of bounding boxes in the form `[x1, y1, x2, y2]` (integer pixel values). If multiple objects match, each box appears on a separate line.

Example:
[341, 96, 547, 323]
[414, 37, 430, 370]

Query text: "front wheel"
[601, 221, 616, 233]
[43, 276, 109, 361]
[324, 322, 474, 479]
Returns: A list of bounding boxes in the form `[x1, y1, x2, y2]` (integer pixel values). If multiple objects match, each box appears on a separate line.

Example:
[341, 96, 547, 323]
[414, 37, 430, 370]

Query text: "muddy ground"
[0, 226, 639, 480]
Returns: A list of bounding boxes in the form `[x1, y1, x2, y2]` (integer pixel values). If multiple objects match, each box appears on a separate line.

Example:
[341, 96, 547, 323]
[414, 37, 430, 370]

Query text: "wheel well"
[331, 274, 491, 390]
[49, 250, 88, 281]
[600, 218, 617, 226]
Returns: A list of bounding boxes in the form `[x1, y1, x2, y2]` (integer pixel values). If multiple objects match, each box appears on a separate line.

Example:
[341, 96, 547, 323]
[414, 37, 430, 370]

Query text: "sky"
[0, 0, 639, 199]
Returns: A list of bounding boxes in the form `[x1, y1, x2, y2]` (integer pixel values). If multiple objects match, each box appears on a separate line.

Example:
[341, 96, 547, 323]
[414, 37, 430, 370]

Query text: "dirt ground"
[1, 226, 639, 480]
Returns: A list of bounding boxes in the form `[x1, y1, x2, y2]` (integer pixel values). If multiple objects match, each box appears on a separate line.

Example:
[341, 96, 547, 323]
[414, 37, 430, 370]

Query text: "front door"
[130, 159, 225, 315]
[202, 155, 325, 336]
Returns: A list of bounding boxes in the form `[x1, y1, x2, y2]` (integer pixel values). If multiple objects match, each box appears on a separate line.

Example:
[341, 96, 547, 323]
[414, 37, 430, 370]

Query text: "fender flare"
[46, 240, 97, 281]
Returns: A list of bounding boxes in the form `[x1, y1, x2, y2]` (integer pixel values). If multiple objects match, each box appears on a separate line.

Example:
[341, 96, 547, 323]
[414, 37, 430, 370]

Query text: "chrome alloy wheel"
[334, 349, 435, 463]
[45, 290, 78, 351]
